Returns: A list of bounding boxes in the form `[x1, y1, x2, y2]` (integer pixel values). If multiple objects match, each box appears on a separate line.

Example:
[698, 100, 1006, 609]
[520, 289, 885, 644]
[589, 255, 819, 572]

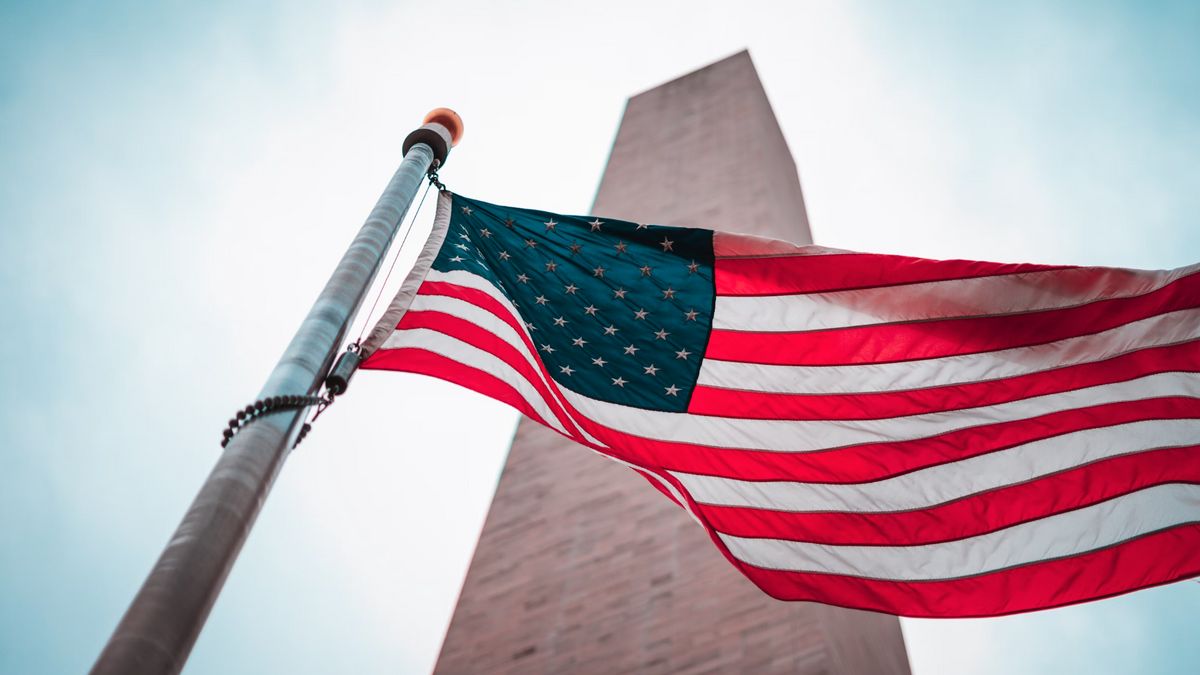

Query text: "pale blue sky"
[1, 1, 1197, 673]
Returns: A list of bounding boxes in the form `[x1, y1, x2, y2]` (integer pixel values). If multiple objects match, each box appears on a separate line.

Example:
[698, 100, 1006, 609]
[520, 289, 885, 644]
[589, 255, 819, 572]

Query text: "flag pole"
[91, 109, 464, 675]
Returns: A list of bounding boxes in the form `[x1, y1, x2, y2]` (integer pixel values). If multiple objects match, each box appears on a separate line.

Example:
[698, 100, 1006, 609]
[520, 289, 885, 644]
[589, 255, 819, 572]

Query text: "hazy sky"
[2, 1, 1198, 673]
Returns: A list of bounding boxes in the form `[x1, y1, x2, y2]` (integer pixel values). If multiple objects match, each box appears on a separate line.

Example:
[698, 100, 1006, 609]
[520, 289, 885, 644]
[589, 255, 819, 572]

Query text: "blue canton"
[432, 193, 715, 413]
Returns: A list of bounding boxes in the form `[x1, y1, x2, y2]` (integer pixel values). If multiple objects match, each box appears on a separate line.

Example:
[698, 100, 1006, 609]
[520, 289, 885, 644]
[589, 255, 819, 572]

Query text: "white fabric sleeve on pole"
[361, 190, 454, 357]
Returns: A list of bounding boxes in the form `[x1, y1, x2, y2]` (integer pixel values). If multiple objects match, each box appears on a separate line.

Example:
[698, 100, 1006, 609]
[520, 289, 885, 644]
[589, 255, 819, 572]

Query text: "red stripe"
[734, 523, 1200, 617]
[635, 469, 683, 507]
[365, 305, 659, 476]
[362, 279, 591, 440]
[700, 447, 1200, 545]
[420, 281, 525, 334]
[387, 309, 585, 438]
[715, 252, 1067, 296]
[382, 304, 643, 467]
[690, 340, 1200, 420]
[361, 280, 533, 364]
[707, 268, 1200, 366]
[366, 348, 555, 430]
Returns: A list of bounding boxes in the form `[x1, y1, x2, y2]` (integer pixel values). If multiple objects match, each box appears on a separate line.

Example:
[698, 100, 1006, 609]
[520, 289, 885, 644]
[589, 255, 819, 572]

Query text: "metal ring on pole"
[404, 123, 453, 166]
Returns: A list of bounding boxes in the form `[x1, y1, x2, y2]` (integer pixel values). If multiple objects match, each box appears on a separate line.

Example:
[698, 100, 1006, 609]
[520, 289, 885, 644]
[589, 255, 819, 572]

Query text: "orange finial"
[423, 108, 464, 147]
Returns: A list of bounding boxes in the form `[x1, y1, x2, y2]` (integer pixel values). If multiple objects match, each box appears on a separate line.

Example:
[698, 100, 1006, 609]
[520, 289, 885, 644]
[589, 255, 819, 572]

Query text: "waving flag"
[361, 191, 1200, 617]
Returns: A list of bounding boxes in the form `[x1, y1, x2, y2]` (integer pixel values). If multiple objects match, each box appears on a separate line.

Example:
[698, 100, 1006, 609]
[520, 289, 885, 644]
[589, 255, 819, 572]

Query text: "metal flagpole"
[91, 109, 464, 675]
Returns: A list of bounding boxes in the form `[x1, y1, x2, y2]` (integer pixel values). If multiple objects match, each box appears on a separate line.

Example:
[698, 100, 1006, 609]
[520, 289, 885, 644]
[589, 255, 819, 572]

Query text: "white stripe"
[714, 264, 1198, 333]
[719, 482, 1200, 580]
[558, 371, 1200, 452]
[672, 419, 1200, 512]
[425, 268, 516, 302]
[383, 327, 572, 437]
[699, 308, 1200, 395]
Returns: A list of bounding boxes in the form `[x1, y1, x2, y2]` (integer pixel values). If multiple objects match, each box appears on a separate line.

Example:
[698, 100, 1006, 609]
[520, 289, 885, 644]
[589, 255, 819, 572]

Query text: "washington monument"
[434, 51, 911, 674]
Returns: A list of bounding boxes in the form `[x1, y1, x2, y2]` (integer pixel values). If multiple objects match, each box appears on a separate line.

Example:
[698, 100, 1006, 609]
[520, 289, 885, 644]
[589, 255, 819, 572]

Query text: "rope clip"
[427, 159, 446, 191]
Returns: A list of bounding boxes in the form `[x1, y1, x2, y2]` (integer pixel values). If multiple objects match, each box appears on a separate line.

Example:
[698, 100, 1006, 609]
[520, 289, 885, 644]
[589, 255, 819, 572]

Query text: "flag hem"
[362, 190, 454, 357]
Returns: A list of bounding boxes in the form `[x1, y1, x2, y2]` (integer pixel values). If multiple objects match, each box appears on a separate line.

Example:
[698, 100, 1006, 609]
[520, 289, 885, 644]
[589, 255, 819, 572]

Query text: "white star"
[662, 287, 676, 299]
[559, 365, 575, 376]
[450, 255, 464, 263]
[684, 309, 699, 321]
[611, 376, 627, 387]
[459, 232, 471, 240]
[613, 288, 627, 299]
[517, 273, 530, 284]
[643, 364, 659, 376]
[654, 329, 670, 340]
[569, 243, 582, 255]
[592, 356, 608, 367]
[480, 228, 492, 238]
[664, 384, 680, 396]
[461, 206, 473, 215]
[603, 325, 619, 336]
[592, 266, 606, 278]
[584, 305, 599, 316]
[499, 250, 511, 260]
[503, 217, 515, 228]
[636, 223, 649, 230]
[535, 295, 549, 305]
[687, 260, 700, 274]
[540, 343, 556, 353]
[675, 348, 691, 360]
[572, 336, 588, 347]
[564, 283, 578, 294]
[552, 316, 568, 327]
[640, 265, 653, 277]
[614, 241, 628, 254]
[623, 344, 639, 355]
[545, 261, 558, 272]
[589, 218, 604, 231]
[660, 237, 674, 251]
[455, 243, 469, 250]
[544, 219, 557, 231]
[524, 238, 537, 248]
[633, 308, 648, 320]
[525, 321, 537, 332]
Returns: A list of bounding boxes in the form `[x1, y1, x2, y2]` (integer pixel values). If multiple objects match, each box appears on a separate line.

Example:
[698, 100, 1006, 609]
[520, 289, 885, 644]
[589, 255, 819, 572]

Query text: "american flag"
[361, 191, 1200, 617]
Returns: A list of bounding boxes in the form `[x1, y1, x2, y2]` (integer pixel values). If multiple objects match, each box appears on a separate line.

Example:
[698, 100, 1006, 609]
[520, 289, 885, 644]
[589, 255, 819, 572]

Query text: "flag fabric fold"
[361, 190, 1200, 617]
